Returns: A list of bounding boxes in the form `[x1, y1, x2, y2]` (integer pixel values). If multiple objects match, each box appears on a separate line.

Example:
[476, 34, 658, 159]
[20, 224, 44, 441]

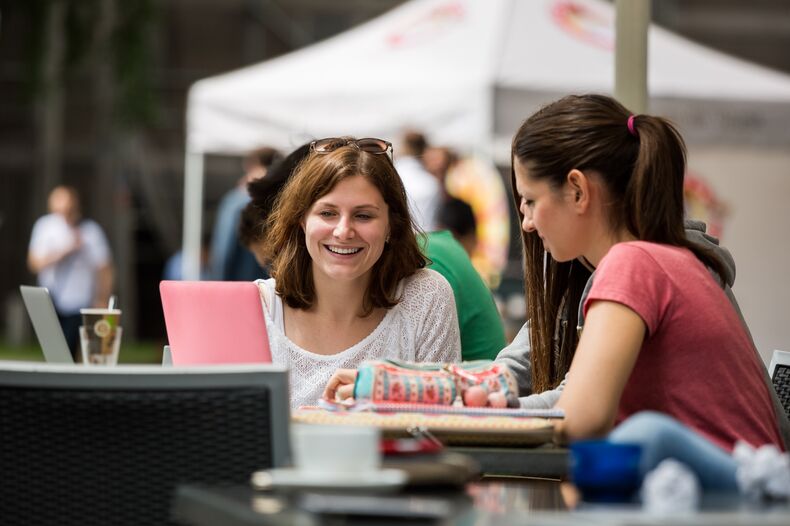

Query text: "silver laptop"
[19, 285, 75, 364]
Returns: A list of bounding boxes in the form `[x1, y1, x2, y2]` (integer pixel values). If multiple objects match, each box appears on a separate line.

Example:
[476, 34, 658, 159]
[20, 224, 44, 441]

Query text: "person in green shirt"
[422, 229, 506, 361]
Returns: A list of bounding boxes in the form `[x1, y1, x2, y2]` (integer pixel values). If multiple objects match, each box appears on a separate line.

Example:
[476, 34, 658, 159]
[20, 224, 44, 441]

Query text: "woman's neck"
[310, 272, 371, 323]
[282, 271, 385, 355]
[584, 226, 636, 267]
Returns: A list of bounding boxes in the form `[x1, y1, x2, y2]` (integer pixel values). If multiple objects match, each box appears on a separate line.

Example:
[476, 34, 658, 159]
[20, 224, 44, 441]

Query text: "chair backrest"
[769, 349, 790, 418]
[0, 362, 290, 526]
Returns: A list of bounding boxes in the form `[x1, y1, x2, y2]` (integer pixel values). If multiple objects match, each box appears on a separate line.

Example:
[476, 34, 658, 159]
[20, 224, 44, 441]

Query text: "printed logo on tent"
[445, 156, 510, 289]
[552, 0, 614, 51]
[387, 1, 465, 49]
[684, 172, 729, 239]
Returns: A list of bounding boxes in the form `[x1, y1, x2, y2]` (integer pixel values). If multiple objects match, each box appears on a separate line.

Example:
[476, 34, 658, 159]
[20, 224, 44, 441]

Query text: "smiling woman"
[302, 175, 390, 288]
[258, 138, 461, 408]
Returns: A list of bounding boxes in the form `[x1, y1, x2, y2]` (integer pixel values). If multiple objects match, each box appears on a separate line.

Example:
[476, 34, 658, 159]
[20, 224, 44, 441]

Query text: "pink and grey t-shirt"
[584, 241, 783, 452]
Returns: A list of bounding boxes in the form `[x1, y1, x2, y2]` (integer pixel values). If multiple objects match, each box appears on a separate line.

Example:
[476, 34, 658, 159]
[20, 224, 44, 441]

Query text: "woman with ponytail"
[510, 94, 784, 490]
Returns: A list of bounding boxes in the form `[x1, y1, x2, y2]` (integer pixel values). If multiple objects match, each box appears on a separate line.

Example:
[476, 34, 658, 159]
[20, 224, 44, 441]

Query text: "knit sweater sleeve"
[405, 269, 461, 364]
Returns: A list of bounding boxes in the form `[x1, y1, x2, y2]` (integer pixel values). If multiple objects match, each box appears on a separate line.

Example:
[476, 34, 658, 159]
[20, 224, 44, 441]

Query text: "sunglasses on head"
[310, 137, 393, 160]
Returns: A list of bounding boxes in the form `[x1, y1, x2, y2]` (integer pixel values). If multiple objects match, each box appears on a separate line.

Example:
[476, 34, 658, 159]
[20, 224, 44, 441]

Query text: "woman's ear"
[566, 169, 591, 213]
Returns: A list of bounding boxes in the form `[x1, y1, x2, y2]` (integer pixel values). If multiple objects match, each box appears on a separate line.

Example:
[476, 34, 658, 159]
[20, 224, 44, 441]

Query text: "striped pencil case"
[352, 359, 519, 407]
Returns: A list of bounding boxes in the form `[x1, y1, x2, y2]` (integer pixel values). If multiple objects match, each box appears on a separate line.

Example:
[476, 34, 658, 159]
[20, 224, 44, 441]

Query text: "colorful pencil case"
[352, 359, 519, 406]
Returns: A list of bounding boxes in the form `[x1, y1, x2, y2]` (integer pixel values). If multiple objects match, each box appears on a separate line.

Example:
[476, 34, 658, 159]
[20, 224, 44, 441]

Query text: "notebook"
[19, 285, 75, 364]
[159, 280, 272, 365]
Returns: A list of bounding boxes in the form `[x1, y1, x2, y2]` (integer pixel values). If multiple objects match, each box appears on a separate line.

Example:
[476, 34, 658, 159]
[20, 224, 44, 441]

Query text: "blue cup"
[570, 440, 643, 503]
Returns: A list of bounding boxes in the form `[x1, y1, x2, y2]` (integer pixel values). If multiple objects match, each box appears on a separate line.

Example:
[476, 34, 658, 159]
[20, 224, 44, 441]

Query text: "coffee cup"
[79, 308, 122, 365]
[291, 424, 381, 475]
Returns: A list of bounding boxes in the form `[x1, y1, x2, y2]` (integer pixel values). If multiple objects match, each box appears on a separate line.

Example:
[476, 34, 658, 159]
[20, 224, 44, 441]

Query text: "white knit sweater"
[257, 269, 461, 408]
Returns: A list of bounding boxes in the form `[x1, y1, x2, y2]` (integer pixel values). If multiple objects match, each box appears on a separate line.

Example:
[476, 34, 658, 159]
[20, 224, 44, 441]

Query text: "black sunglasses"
[310, 137, 393, 160]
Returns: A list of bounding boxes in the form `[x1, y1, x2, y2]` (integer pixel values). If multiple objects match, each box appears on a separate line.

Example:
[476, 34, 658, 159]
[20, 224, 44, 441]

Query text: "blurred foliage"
[18, 0, 160, 129]
[0, 340, 162, 364]
[112, 0, 159, 127]
[19, 0, 50, 99]
[63, 0, 100, 73]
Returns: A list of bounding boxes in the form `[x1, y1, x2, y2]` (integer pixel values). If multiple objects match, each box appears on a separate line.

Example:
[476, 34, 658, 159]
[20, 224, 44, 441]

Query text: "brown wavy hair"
[511, 94, 725, 393]
[262, 143, 426, 314]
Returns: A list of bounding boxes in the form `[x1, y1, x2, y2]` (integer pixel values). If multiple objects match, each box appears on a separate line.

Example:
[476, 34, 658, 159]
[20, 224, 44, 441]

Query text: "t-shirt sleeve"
[83, 222, 111, 267]
[583, 244, 672, 336]
[28, 219, 47, 255]
[29, 216, 71, 257]
[411, 270, 462, 364]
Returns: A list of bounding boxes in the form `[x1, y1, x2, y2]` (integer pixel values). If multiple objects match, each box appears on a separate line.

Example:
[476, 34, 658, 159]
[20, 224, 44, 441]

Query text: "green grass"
[0, 341, 162, 364]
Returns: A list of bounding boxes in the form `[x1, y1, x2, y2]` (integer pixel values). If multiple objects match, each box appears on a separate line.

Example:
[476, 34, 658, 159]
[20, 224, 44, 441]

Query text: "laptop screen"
[160, 281, 272, 365]
[19, 285, 74, 364]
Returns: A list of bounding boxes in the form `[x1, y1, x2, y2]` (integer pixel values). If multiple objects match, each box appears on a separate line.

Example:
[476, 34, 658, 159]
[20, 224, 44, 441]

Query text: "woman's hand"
[323, 368, 358, 402]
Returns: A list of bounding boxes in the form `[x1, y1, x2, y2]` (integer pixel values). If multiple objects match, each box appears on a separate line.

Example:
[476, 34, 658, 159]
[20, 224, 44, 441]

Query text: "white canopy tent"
[187, 0, 790, 156]
[183, 0, 790, 356]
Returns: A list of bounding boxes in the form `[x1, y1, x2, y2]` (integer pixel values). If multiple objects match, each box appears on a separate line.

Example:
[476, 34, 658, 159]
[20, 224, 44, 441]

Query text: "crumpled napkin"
[640, 459, 700, 514]
[733, 441, 790, 500]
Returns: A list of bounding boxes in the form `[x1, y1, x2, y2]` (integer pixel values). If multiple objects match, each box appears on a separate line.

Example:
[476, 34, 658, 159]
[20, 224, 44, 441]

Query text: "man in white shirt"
[394, 131, 442, 232]
[28, 186, 114, 358]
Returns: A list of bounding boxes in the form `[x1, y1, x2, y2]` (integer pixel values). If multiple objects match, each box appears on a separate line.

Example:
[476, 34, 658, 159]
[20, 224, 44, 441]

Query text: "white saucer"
[251, 468, 407, 493]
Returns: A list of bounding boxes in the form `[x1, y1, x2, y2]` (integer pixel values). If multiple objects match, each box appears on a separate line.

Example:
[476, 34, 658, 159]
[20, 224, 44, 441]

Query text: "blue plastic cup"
[570, 440, 643, 503]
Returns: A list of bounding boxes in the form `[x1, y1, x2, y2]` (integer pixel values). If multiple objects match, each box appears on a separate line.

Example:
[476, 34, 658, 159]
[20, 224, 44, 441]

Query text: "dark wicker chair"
[0, 363, 290, 526]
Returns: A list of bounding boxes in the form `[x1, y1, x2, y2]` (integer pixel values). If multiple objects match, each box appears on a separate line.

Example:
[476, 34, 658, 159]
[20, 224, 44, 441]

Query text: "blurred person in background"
[162, 231, 212, 281]
[28, 185, 114, 358]
[210, 146, 282, 281]
[436, 196, 478, 257]
[394, 131, 441, 232]
[423, 145, 458, 190]
[241, 144, 313, 268]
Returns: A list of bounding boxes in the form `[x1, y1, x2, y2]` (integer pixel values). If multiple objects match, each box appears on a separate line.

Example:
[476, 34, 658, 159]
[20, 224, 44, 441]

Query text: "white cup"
[291, 424, 381, 475]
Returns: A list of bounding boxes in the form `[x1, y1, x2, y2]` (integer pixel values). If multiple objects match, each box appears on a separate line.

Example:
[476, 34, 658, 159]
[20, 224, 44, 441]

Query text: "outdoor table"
[291, 408, 565, 479]
[172, 479, 790, 526]
[447, 444, 568, 479]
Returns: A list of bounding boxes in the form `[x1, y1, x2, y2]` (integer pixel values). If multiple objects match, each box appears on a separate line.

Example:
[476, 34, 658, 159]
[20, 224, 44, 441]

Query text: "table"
[291, 409, 567, 479]
[448, 444, 568, 479]
[172, 481, 790, 526]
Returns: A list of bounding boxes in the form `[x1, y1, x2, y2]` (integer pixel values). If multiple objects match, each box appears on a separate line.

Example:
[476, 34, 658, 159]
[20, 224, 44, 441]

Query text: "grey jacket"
[495, 220, 790, 448]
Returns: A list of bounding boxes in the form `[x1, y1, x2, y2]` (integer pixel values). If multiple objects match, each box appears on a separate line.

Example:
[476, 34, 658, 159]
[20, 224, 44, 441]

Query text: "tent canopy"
[187, 0, 790, 159]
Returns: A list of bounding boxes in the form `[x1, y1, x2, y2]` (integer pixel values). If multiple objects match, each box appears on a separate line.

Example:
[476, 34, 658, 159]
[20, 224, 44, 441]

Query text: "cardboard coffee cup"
[80, 308, 122, 365]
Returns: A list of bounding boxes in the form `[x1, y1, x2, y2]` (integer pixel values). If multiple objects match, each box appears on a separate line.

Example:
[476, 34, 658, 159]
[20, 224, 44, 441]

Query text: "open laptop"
[160, 281, 272, 365]
[19, 285, 75, 364]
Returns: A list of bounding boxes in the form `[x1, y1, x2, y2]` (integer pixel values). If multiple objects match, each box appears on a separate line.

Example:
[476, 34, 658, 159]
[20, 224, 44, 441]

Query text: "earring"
[385, 235, 391, 243]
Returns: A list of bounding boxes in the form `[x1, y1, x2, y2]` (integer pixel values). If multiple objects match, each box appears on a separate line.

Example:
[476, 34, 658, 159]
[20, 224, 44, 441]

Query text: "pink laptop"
[160, 281, 272, 365]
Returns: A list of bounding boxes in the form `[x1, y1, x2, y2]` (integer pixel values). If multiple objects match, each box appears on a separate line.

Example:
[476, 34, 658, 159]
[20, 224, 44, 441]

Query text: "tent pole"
[182, 149, 204, 281]
[614, 0, 650, 113]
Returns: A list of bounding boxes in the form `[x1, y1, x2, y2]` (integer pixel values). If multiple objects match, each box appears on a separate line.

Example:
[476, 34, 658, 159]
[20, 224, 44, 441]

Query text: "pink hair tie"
[627, 115, 638, 137]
